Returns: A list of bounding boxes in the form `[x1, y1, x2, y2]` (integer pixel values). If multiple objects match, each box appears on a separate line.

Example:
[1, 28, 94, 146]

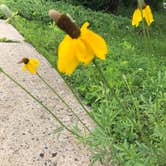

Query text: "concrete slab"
[0, 20, 24, 42]
[0, 21, 94, 166]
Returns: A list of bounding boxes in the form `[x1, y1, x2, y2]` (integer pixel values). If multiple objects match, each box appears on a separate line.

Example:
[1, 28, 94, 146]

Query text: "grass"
[0, 0, 166, 165]
[0, 37, 20, 42]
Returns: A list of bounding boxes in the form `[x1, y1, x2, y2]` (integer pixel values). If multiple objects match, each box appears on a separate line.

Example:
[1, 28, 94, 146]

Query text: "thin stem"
[93, 59, 126, 112]
[145, 26, 154, 55]
[140, 10, 147, 39]
[138, 0, 150, 55]
[123, 75, 143, 139]
[123, 75, 139, 112]
[36, 72, 91, 133]
[145, 26, 150, 39]
[60, 74, 104, 130]
[1, 69, 81, 138]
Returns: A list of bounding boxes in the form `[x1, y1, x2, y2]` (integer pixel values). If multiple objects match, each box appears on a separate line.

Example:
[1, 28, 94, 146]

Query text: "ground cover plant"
[0, 0, 166, 165]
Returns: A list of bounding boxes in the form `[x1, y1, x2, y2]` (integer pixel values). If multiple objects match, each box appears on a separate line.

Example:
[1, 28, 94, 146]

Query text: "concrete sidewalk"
[0, 20, 92, 166]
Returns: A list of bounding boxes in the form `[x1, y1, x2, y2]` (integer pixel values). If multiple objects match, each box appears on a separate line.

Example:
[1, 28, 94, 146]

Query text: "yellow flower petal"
[27, 58, 39, 74]
[81, 22, 107, 60]
[143, 5, 154, 26]
[22, 64, 27, 71]
[21, 58, 39, 74]
[57, 22, 108, 75]
[29, 58, 40, 67]
[26, 63, 37, 74]
[74, 38, 94, 65]
[132, 8, 142, 27]
[58, 35, 80, 75]
[81, 22, 90, 31]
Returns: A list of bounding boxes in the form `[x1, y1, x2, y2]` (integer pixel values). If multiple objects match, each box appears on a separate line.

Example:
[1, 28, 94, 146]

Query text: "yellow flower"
[58, 22, 108, 75]
[143, 5, 154, 26]
[132, 5, 154, 27]
[132, 8, 142, 27]
[18, 58, 40, 74]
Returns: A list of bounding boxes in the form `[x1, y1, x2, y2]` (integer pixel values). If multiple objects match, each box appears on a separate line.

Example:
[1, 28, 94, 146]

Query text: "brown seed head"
[48, 9, 62, 23]
[48, 9, 80, 38]
[18, 57, 29, 64]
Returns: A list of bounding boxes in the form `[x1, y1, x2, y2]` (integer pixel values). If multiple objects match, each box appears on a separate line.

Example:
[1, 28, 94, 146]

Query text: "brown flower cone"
[48, 9, 80, 38]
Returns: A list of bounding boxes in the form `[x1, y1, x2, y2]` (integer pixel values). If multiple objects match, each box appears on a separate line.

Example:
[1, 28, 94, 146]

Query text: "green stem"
[140, 10, 147, 39]
[60, 74, 104, 130]
[36, 72, 91, 133]
[123, 75, 139, 112]
[145, 26, 154, 55]
[138, 0, 150, 55]
[123, 75, 143, 139]
[1, 69, 81, 138]
[93, 59, 126, 112]
[145, 26, 150, 39]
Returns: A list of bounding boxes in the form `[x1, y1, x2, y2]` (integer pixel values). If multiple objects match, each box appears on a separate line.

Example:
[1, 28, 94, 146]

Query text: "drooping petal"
[29, 58, 40, 67]
[132, 8, 142, 27]
[81, 22, 90, 31]
[81, 22, 107, 60]
[74, 38, 94, 65]
[143, 5, 154, 26]
[22, 64, 27, 71]
[58, 35, 80, 75]
[21, 58, 39, 74]
[26, 58, 40, 74]
[26, 63, 37, 74]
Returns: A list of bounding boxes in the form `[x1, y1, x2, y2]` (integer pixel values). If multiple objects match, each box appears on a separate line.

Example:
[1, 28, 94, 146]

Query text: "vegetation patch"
[0, 0, 165, 165]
